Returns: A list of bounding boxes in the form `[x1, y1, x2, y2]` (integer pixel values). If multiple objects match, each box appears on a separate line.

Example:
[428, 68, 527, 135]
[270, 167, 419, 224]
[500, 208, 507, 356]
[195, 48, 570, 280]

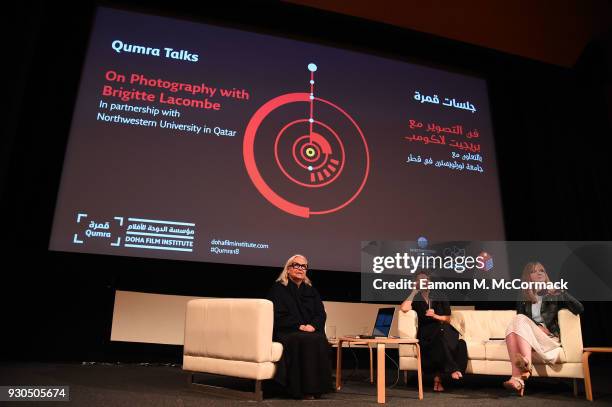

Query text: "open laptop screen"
[372, 308, 395, 337]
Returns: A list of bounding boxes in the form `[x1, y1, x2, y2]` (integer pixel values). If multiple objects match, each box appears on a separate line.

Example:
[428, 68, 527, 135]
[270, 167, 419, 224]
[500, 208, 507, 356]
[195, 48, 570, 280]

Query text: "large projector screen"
[49, 7, 505, 272]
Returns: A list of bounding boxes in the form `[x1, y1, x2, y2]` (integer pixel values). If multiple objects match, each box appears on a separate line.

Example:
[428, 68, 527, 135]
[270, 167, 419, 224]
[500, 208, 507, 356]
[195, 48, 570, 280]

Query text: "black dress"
[267, 280, 332, 398]
[412, 292, 468, 375]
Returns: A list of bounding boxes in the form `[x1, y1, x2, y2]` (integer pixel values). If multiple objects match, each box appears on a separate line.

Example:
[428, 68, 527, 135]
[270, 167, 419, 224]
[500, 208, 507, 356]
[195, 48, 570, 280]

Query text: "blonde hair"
[521, 261, 552, 303]
[276, 254, 312, 286]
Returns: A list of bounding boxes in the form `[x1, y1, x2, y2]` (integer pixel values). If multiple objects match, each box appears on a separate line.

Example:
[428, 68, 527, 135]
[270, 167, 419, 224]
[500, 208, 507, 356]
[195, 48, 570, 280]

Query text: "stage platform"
[2, 362, 612, 406]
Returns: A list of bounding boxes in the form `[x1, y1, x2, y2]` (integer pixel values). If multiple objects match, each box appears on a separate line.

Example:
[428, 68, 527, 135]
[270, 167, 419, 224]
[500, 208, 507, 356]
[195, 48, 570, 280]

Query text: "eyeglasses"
[290, 262, 308, 270]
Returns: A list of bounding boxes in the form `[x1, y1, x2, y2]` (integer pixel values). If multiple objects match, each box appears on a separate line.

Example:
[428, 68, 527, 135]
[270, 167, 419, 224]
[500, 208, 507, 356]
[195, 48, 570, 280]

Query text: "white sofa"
[182, 298, 283, 401]
[398, 309, 585, 383]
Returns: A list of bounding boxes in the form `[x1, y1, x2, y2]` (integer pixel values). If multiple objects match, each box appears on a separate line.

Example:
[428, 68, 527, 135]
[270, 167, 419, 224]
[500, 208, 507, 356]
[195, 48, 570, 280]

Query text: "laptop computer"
[357, 307, 395, 338]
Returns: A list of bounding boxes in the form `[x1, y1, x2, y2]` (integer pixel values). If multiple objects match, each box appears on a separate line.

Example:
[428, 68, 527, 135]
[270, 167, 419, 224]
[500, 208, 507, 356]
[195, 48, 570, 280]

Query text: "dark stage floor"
[1, 362, 612, 406]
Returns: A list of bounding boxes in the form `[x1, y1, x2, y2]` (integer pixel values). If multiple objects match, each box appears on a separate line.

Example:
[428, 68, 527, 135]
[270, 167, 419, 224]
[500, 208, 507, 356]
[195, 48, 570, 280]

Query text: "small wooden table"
[335, 336, 422, 403]
[582, 347, 612, 401]
[329, 339, 377, 383]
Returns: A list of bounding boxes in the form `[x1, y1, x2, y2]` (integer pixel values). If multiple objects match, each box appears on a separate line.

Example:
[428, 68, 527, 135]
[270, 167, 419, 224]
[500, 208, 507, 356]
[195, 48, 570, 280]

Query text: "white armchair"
[182, 298, 283, 401]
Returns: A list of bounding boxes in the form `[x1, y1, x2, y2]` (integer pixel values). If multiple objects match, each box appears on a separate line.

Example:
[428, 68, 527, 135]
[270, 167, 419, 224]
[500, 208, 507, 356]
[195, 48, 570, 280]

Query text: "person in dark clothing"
[267, 254, 332, 399]
[400, 271, 467, 392]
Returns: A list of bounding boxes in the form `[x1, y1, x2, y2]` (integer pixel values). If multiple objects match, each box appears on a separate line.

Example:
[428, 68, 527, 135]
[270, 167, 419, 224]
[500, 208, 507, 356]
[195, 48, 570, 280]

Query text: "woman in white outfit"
[503, 262, 583, 395]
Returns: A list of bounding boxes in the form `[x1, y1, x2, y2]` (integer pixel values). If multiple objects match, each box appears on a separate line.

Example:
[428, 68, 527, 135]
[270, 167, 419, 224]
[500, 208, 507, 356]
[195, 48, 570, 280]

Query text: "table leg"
[370, 345, 374, 383]
[336, 340, 343, 390]
[582, 351, 592, 401]
[416, 343, 423, 400]
[377, 343, 386, 403]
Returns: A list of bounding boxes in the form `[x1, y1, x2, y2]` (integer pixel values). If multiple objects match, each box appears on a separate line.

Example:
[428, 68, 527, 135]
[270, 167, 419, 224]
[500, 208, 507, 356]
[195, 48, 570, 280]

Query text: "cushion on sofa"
[484, 340, 510, 361]
[487, 310, 517, 338]
[465, 340, 486, 360]
[452, 311, 491, 340]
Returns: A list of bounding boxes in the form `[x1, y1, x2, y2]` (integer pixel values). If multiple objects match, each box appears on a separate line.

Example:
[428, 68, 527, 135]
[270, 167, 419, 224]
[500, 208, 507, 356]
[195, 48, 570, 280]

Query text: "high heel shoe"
[513, 354, 533, 380]
[503, 376, 525, 396]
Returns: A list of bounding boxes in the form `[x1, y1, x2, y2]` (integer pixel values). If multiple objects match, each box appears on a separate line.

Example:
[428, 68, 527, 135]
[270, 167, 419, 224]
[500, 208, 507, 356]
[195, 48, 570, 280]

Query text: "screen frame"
[4, 0, 531, 300]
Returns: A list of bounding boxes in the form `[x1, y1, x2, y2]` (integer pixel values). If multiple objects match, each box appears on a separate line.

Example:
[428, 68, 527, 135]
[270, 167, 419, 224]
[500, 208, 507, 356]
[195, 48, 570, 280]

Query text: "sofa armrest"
[558, 309, 583, 363]
[398, 310, 418, 339]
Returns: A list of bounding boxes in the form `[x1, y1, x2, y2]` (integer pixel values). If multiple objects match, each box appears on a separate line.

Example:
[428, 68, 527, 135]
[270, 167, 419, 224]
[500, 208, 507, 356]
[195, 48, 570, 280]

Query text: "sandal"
[433, 376, 445, 392]
[503, 376, 525, 396]
[451, 371, 463, 380]
[513, 354, 533, 380]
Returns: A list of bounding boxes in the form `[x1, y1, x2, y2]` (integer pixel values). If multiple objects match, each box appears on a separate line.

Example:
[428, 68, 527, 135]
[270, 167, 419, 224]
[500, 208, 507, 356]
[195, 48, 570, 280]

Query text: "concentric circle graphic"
[243, 64, 370, 218]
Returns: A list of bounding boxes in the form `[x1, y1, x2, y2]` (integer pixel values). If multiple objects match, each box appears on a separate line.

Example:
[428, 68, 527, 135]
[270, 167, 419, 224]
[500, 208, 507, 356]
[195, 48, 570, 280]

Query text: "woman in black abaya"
[400, 271, 468, 392]
[267, 254, 332, 399]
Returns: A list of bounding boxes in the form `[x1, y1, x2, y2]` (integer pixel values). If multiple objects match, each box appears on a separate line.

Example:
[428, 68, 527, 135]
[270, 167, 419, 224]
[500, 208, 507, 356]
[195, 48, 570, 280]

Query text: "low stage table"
[335, 336, 422, 403]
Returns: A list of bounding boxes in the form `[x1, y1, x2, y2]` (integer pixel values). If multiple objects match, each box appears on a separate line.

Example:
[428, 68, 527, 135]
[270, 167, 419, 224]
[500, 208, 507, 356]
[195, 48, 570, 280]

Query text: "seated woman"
[267, 254, 332, 399]
[400, 271, 467, 392]
[503, 261, 584, 396]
